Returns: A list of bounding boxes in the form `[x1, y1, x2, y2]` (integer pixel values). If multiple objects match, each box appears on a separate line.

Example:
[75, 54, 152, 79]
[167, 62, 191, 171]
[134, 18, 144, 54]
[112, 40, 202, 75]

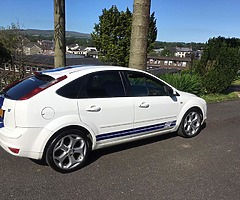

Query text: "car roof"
[36, 65, 142, 79]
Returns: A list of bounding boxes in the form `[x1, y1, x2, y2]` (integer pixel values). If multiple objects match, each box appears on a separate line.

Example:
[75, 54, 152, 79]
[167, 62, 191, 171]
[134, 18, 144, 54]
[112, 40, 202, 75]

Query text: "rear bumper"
[0, 127, 46, 159]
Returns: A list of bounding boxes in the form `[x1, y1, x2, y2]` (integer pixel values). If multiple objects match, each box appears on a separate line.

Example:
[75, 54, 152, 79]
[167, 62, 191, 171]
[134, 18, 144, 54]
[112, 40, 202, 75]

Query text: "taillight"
[8, 147, 20, 154]
[20, 75, 67, 100]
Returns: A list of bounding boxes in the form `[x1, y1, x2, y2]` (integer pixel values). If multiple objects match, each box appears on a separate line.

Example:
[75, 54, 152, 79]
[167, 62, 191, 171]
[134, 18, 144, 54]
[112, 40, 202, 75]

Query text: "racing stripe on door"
[96, 120, 176, 142]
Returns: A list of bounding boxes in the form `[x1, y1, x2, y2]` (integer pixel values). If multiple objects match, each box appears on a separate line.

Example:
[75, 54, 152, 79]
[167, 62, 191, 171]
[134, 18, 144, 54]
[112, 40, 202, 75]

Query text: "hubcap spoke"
[55, 152, 69, 167]
[55, 139, 69, 153]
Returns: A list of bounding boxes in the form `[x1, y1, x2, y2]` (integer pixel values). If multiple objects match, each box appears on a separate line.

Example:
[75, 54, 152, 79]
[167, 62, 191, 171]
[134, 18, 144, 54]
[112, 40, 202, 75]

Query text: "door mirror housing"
[165, 86, 179, 96]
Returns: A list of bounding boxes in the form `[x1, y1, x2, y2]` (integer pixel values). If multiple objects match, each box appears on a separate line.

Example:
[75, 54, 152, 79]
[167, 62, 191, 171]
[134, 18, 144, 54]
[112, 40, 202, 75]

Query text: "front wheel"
[177, 109, 202, 138]
[46, 129, 90, 173]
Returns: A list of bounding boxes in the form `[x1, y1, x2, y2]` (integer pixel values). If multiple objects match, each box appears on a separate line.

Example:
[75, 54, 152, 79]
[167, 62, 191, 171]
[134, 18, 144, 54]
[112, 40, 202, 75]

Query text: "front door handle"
[139, 102, 150, 108]
[86, 105, 101, 112]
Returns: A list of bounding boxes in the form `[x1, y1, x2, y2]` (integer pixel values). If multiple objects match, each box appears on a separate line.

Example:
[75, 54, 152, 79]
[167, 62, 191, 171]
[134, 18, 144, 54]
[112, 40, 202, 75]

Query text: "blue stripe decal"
[0, 95, 4, 128]
[96, 120, 176, 141]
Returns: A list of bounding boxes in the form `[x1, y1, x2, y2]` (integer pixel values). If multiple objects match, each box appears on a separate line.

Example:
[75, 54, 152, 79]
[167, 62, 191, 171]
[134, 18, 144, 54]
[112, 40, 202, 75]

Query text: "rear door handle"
[139, 102, 150, 108]
[86, 105, 101, 112]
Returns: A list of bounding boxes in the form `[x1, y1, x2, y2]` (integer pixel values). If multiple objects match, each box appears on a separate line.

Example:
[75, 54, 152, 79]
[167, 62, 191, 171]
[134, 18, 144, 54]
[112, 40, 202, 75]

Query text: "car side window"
[80, 71, 125, 98]
[126, 71, 168, 97]
[56, 77, 84, 99]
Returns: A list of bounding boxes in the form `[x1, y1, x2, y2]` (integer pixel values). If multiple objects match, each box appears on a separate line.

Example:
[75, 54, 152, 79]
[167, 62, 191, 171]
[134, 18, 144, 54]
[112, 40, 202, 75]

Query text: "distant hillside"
[20, 29, 91, 38]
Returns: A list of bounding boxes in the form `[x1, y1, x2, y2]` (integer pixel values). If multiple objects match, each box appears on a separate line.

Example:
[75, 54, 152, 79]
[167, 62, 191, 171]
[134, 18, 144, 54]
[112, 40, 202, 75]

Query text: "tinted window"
[80, 71, 125, 98]
[1, 75, 54, 100]
[56, 77, 84, 98]
[125, 71, 168, 96]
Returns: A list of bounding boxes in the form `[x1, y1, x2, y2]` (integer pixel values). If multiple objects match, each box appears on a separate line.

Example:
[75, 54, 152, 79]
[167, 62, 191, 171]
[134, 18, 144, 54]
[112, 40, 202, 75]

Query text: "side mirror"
[165, 86, 178, 96]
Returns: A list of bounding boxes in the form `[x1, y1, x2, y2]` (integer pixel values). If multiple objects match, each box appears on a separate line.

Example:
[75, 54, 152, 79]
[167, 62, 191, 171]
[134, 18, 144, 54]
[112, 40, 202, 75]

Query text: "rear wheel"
[46, 129, 90, 173]
[178, 109, 202, 138]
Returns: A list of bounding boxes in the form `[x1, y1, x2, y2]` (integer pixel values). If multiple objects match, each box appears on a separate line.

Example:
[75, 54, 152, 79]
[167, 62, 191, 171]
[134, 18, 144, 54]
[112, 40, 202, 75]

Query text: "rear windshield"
[1, 75, 54, 100]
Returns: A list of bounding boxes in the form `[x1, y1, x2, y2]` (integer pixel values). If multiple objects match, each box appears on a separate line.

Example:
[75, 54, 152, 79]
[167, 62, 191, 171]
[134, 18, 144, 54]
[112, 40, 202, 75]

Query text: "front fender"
[176, 98, 206, 128]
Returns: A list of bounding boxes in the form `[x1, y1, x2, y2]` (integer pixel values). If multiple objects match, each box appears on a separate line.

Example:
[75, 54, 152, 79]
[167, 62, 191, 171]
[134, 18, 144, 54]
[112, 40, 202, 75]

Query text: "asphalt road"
[0, 100, 240, 200]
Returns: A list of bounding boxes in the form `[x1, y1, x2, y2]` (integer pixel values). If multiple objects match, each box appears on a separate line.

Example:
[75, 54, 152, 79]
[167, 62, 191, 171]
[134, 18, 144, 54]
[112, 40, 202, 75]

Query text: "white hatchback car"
[0, 65, 207, 173]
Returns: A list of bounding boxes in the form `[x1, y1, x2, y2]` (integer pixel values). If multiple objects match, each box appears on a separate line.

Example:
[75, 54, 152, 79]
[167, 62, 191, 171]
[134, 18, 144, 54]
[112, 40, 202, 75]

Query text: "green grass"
[232, 79, 240, 86]
[201, 92, 239, 103]
[200, 78, 240, 103]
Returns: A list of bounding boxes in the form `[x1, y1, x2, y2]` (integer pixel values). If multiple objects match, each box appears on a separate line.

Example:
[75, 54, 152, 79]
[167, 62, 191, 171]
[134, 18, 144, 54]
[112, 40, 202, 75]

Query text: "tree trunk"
[54, 0, 66, 68]
[129, 0, 151, 70]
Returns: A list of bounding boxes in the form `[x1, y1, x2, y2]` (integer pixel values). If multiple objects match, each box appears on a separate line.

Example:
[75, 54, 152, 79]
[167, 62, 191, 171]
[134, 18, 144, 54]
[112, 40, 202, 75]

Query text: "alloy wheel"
[183, 111, 201, 136]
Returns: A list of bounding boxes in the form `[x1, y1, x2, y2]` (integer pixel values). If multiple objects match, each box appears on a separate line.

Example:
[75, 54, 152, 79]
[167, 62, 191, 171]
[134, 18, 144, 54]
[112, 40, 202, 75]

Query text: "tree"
[196, 37, 240, 93]
[92, 5, 157, 67]
[147, 12, 157, 53]
[0, 42, 11, 90]
[129, 0, 151, 70]
[0, 42, 11, 65]
[92, 6, 132, 67]
[0, 23, 28, 79]
[54, 0, 66, 67]
[160, 49, 174, 57]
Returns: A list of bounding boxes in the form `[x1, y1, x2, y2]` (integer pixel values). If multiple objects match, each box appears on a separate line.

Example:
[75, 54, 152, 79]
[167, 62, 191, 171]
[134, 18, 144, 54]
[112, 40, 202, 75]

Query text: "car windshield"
[1, 75, 54, 100]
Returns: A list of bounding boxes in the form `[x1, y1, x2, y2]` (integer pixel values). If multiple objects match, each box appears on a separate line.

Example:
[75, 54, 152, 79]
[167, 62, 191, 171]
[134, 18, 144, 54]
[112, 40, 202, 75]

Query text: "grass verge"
[232, 79, 240, 85]
[201, 92, 240, 103]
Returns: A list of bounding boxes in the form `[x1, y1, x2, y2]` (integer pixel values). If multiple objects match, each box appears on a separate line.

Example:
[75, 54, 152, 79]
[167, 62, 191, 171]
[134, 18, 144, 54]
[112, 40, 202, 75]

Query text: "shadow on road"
[29, 132, 178, 167]
[85, 131, 178, 167]
[86, 122, 207, 166]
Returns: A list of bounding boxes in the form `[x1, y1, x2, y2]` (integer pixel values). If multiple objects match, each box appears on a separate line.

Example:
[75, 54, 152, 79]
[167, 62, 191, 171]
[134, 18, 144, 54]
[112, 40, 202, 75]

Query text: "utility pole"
[129, 0, 151, 70]
[54, 0, 66, 68]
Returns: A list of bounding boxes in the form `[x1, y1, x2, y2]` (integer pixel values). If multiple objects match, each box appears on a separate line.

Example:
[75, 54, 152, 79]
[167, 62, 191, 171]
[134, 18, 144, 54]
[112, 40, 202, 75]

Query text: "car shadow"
[85, 131, 178, 167]
[29, 132, 177, 168]
[86, 122, 207, 167]
[30, 158, 48, 166]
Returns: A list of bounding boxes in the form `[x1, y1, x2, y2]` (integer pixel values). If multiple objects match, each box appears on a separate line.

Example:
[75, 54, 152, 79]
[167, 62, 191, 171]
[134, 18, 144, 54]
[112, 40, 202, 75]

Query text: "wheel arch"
[176, 103, 205, 128]
[31, 116, 97, 160]
[184, 106, 203, 120]
[41, 125, 95, 161]
[177, 106, 204, 138]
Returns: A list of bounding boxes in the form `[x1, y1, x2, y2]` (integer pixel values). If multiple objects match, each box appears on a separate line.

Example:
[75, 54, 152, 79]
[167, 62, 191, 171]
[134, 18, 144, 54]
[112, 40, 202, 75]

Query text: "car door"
[124, 71, 180, 135]
[77, 70, 134, 144]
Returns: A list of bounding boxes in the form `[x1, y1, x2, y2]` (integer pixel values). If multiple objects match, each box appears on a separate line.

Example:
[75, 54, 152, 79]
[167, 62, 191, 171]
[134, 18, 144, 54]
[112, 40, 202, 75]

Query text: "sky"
[0, 0, 240, 43]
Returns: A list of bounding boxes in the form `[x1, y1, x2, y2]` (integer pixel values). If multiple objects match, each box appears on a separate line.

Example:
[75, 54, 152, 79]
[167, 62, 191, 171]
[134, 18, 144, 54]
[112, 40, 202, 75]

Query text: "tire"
[177, 108, 202, 138]
[46, 129, 91, 173]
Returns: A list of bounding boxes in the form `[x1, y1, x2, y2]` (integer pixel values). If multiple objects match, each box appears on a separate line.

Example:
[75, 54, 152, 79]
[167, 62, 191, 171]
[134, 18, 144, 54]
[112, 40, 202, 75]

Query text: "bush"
[196, 37, 240, 93]
[202, 48, 240, 93]
[159, 71, 203, 96]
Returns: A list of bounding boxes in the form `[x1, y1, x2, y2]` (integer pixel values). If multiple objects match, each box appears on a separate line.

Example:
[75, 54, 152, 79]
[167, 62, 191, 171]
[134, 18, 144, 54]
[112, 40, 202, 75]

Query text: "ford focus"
[0, 65, 207, 173]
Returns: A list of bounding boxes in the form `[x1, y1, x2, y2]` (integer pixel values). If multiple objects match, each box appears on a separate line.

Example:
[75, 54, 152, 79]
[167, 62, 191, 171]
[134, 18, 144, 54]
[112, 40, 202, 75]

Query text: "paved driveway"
[0, 100, 240, 200]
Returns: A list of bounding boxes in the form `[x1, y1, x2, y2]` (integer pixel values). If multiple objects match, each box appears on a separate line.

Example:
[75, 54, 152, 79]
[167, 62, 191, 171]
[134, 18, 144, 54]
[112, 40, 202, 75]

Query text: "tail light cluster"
[8, 147, 20, 154]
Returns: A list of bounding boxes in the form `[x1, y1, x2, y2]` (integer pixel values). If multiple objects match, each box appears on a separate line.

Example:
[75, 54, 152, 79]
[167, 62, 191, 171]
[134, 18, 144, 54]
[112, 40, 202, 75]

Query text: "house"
[38, 40, 54, 48]
[82, 47, 98, 58]
[147, 56, 191, 69]
[23, 42, 42, 55]
[66, 45, 98, 58]
[38, 40, 54, 55]
[66, 44, 83, 55]
[153, 48, 164, 54]
[174, 47, 193, 58]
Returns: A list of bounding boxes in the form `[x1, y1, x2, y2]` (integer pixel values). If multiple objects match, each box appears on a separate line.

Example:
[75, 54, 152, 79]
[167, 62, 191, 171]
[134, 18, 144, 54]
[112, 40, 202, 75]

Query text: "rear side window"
[56, 77, 84, 98]
[1, 75, 54, 100]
